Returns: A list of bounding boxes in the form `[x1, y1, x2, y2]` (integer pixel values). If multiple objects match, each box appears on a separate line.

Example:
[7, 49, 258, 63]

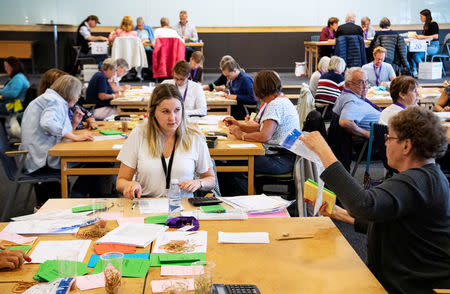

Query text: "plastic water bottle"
[168, 179, 181, 218]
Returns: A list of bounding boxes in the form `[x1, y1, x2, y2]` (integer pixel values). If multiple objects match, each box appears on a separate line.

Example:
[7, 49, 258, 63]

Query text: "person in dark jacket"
[76, 15, 108, 63]
[335, 35, 367, 68]
[319, 17, 339, 58]
[203, 55, 235, 91]
[301, 106, 450, 294]
[335, 12, 363, 38]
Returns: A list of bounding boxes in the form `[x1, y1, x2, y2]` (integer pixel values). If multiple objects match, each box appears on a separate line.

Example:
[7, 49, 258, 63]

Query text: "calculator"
[212, 284, 261, 294]
[188, 197, 223, 206]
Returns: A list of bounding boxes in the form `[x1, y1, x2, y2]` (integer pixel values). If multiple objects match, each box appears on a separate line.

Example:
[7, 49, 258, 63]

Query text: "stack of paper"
[138, 198, 169, 214]
[181, 209, 248, 220]
[0, 231, 37, 246]
[87, 253, 149, 268]
[75, 273, 105, 291]
[218, 232, 270, 244]
[34, 260, 89, 282]
[152, 231, 208, 254]
[29, 240, 91, 264]
[96, 223, 167, 247]
[220, 195, 294, 213]
[160, 265, 204, 276]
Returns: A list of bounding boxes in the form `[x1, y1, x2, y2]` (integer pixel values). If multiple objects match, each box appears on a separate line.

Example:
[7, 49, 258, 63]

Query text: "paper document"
[434, 112, 450, 121]
[218, 232, 270, 244]
[97, 223, 167, 247]
[29, 240, 91, 264]
[75, 273, 105, 290]
[161, 265, 204, 276]
[117, 217, 145, 226]
[3, 219, 88, 235]
[112, 144, 123, 149]
[227, 144, 257, 148]
[219, 195, 294, 213]
[0, 231, 37, 245]
[138, 198, 169, 214]
[152, 231, 207, 254]
[181, 209, 248, 220]
[93, 135, 125, 141]
[151, 279, 195, 293]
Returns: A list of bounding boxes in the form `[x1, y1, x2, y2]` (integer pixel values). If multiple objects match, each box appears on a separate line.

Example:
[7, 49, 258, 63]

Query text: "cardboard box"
[82, 64, 98, 82]
[418, 62, 442, 80]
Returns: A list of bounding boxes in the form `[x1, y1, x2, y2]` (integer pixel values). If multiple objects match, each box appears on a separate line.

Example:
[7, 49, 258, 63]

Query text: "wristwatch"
[241, 133, 246, 141]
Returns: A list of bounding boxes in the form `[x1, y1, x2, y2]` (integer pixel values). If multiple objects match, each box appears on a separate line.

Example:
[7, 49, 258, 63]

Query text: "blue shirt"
[362, 62, 396, 87]
[134, 24, 155, 44]
[229, 71, 255, 105]
[20, 89, 73, 173]
[86, 71, 114, 107]
[332, 89, 380, 130]
[0, 73, 30, 102]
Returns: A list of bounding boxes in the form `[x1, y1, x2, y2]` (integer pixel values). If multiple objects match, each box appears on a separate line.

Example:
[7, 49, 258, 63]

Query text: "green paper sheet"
[92, 258, 151, 278]
[0, 245, 32, 253]
[200, 204, 226, 213]
[99, 129, 123, 135]
[149, 253, 206, 267]
[145, 215, 169, 224]
[71, 203, 105, 213]
[33, 260, 89, 282]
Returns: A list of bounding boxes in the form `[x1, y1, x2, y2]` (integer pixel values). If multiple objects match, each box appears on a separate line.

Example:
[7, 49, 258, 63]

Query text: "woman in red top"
[319, 17, 339, 58]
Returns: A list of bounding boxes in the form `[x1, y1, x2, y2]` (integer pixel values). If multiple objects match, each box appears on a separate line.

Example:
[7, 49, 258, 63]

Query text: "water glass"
[101, 252, 123, 294]
[191, 261, 215, 294]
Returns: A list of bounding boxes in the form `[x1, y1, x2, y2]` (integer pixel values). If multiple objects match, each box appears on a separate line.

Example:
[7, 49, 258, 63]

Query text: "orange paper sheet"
[93, 243, 136, 255]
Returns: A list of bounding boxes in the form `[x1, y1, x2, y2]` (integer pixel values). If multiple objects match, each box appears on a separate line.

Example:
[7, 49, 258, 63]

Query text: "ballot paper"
[434, 112, 450, 121]
[181, 209, 248, 220]
[160, 265, 204, 276]
[3, 219, 88, 235]
[96, 223, 168, 247]
[0, 231, 37, 245]
[219, 195, 294, 213]
[152, 231, 208, 254]
[93, 135, 125, 141]
[138, 198, 169, 214]
[11, 209, 91, 222]
[75, 273, 105, 291]
[227, 144, 257, 148]
[218, 232, 270, 244]
[151, 279, 195, 293]
[112, 144, 123, 150]
[29, 240, 91, 263]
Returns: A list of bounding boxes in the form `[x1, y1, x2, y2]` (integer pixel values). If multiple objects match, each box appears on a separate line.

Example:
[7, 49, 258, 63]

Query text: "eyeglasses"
[351, 79, 368, 86]
[384, 134, 399, 142]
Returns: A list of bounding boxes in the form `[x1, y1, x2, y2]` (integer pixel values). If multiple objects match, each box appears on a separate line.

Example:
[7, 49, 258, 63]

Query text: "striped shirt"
[315, 71, 345, 104]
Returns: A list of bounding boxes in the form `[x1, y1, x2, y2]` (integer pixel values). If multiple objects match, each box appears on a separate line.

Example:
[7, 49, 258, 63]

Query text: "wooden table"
[204, 91, 237, 115]
[0, 198, 386, 293]
[0, 41, 36, 73]
[48, 121, 264, 198]
[304, 40, 370, 77]
[366, 87, 442, 108]
[143, 42, 204, 54]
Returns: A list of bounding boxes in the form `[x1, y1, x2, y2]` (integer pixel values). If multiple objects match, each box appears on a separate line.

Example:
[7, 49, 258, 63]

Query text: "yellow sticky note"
[303, 179, 336, 214]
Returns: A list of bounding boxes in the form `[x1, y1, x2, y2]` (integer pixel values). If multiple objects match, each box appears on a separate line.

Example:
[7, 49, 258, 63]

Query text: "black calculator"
[188, 197, 223, 206]
[212, 284, 261, 294]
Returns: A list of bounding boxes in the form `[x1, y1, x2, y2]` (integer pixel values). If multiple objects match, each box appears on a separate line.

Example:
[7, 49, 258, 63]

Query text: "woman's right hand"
[74, 133, 94, 142]
[223, 116, 238, 127]
[214, 86, 226, 92]
[319, 202, 355, 225]
[0, 249, 30, 270]
[122, 181, 142, 199]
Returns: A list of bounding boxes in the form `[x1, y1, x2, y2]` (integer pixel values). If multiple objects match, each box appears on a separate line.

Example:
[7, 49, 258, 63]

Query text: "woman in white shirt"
[379, 76, 418, 125]
[309, 56, 330, 97]
[162, 60, 207, 116]
[116, 84, 215, 198]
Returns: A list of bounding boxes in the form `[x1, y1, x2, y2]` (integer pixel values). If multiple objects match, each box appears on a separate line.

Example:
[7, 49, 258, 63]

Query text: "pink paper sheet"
[247, 209, 289, 218]
[116, 217, 145, 226]
[98, 212, 123, 220]
[151, 279, 195, 293]
[75, 273, 105, 290]
[161, 265, 204, 276]
[0, 231, 37, 244]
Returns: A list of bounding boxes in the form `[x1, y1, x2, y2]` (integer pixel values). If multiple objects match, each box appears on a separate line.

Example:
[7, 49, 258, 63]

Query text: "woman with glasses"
[109, 58, 131, 95]
[300, 106, 449, 293]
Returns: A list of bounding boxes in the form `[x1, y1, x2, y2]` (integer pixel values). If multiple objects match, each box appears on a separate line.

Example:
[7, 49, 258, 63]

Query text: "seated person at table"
[335, 12, 363, 38]
[379, 76, 418, 125]
[0, 244, 30, 270]
[369, 17, 398, 46]
[86, 58, 117, 120]
[135, 16, 155, 70]
[333, 67, 381, 138]
[361, 16, 375, 40]
[0, 57, 29, 138]
[434, 85, 450, 112]
[174, 10, 199, 61]
[319, 17, 339, 57]
[116, 84, 215, 198]
[109, 58, 131, 94]
[224, 70, 299, 193]
[315, 56, 346, 105]
[154, 17, 183, 41]
[310, 56, 330, 97]
[362, 46, 396, 87]
[38, 68, 97, 130]
[108, 16, 138, 42]
[203, 55, 235, 91]
[189, 51, 204, 83]
[409, 9, 440, 77]
[77, 15, 108, 63]
[301, 107, 449, 294]
[162, 60, 207, 116]
[220, 59, 256, 120]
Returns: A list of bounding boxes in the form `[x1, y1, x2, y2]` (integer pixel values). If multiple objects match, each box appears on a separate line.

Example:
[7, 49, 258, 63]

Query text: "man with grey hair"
[332, 67, 381, 138]
[336, 12, 363, 38]
[174, 10, 199, 61]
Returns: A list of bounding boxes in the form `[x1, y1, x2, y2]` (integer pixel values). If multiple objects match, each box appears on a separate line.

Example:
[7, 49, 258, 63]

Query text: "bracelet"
[241, 133, 245, 141]
[198, 179, 203, 190]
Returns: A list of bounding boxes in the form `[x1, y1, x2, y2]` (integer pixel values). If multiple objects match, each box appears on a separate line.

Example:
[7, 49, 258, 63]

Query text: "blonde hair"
[146, 84, 201, 157]
[50, 75, 82, 104]
[160, 17, 169, 27]
[317, 56, 330, 73]
[101, 58, 117, 71]
[328, 56, 346, 73]
[120, 16, 134, 32]
[38, 68, 68, 96]
[191, 51, 204, 66]
[373, 46, 387, 56]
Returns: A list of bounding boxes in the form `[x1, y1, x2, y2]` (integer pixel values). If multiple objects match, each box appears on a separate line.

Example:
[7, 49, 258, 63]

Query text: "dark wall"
[0, 29, 448, 74]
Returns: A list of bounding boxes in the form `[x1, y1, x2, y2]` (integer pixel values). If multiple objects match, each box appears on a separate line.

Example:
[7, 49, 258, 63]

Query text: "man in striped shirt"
[315, 56, 346, 105]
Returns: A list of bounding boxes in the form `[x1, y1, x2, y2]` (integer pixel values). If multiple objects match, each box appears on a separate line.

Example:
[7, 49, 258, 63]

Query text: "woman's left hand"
[179, 179, 201, 193]
[229, 125, 243, 138]
[72, 107, 84, 127]
[224, 94, 237, 100]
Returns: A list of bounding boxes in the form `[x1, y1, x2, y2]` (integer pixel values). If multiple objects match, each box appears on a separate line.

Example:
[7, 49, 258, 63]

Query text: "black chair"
[327, 112, 368, 175]
[72, 45, 96, 74]
[0, 124, 60, 221]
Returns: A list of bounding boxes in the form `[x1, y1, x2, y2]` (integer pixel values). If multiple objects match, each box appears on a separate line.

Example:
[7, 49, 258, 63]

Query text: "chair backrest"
[0, 123, 18, 181]
[297, 84, 315, 130]
[311, 35, 320, 42]
[327, 112, 353, 171]
[302, 110, 327, 140]
[152, 38, 185, 78]
[111, 37, 148, 69]
[372, 123, 397, 172]
[335, 35, 367, 68]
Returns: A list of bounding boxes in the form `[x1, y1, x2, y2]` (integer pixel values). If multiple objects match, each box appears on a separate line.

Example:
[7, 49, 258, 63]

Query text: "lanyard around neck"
[373, 63, 382, 86]
[177, 82, 189, 101]
[190, 68, 198, 80]
[161, 134, 178, 189]
[394, 102, 406, 109]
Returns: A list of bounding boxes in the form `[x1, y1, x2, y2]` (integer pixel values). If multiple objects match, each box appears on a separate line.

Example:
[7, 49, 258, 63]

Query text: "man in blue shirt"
[362, 46, 396, 86]
[220, 59, 256, 120]
[333, 67, 381, 138]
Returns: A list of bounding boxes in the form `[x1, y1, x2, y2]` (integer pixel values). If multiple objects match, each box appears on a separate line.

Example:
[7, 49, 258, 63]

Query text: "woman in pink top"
[108, 16, 138, 42]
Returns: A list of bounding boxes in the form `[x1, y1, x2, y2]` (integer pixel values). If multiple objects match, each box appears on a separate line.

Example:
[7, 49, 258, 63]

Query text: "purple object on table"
[165, 216, 199, 231]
